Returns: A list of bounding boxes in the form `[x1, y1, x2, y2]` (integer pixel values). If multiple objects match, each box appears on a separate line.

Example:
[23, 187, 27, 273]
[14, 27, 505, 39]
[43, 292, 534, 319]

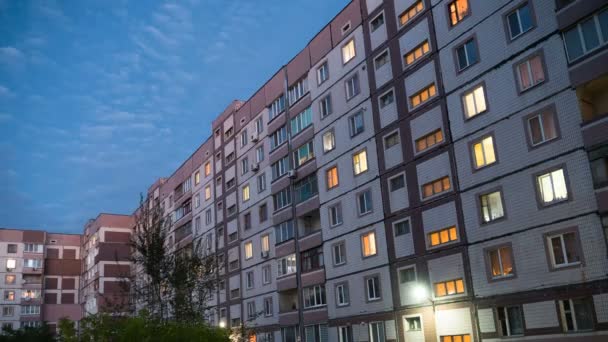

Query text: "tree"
[56, 317, 77, 342]
[0, 323, 54, 342]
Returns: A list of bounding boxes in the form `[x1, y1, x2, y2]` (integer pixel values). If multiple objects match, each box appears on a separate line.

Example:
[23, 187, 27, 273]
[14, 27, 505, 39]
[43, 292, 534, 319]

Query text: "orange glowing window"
[428, 226, 458, 247]
[422, 176, 451, 199]
[442, 335, 471, 342]
[405, 40, 430, 66]
[410, 84, 436, 108]
[448, 0, 470, 26]
[327, 167, 339, 189]
[415, 129, 443, 152]
[399, 1, 424, 26]
[434, 279, 465, 297]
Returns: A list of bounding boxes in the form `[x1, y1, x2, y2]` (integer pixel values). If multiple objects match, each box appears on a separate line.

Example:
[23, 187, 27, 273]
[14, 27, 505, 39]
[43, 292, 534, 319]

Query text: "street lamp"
[219, 320, 226, 328]
[411, 283, 435, 313]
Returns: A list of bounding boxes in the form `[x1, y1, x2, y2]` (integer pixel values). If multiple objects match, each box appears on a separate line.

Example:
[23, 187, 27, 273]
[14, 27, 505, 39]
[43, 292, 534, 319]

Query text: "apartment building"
[81, 213, 134, 316]
[0, 229, 82, 332]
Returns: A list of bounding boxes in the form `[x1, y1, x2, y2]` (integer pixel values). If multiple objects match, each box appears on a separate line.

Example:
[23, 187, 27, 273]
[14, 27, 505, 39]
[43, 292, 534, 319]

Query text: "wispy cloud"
[0, 46, 25, 66]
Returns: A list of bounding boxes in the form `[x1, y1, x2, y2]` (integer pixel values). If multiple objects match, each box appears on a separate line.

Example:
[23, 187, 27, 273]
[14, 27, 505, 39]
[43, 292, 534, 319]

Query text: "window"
[507, 3, 534, 40]
[404, 40, 430, 66]
[271, 156, 289, 180]
[226, 178, 235, 189]
[303, 285, 326, 308]
[277, 254, 296, 276]
[390, 175, 405, 192]
[333, 242, 346, 265]
[399, 1, 424, 26]
[379, 90, 394, 108]
[405, 317, 422, 332]
[21, 289, 40, 300]
[301, 247, 324, 273]
[294, 141, 314, 168]
[262, 265, 271, 284]
[338, 326, 352, 342]
[462, 84, 487, 119]
[384, 132, 399, 149]
[317, 96, 333, 121]
[357, 190, 373, 215]
[241, 158, 249, 175]
[291, 107, 313, 135]
[527, 110, 558, 146]
[361, 231, 377, 257]
[255, 146, 264, 163]
[441, 335, 471, 342]
[329, 203, 343, 227]
[349, 111, 365, 136]
[448, 0, 470, 26]
[399, 267, 416, 284]
[194, 193, 200, 208]
[317, 62, 329, 85]
[288, 78, 308, 105]
[255, 117, 264, 134]
[480, 191, 504, 223]
[410, 84, 436, 108]
[257, 173, 266, 193]
[345, 74, 360, 100]
[240, 129, 248, 147]
[269, 94, 286, 120]
[270, 125, 288, 150]
[326, 166, 339, 189]
[488, 245, 514, 279]
[516, 54, 545, 91]
[204, 162, 211, 176]
[194, 216, 201, 234]
[282, 327, 298, 342]
[304, 324, 328, 342]
[559, 298, 594, 331]
[276, 220, 294, 244]
[2, 306, 14, 317]
[366, 276, 381, 301]
[342, 39, 356, 64]
[5, 274, 16, 285]
[273, 187, 291, 211]
[498, 306, 524, 336]
[247, 301, 256, 319]
[4, 290, 15, 301]
[429, 226, 458, 247]
[205, 185, 211, 200]
[323, 130, 335, 152]
[563, 8, 608, 62]
[225, 127, 233, 139]
[434, 279, 465, 297]
[374, 50, 389, 70]
[260, 234, 270, 254]
[24, 244, 43, 253]
[336, 283, 349, 306]
[416, 129, 444, 152]
[371, 12, 384, 32]
[263, 297, 273, 316]
[456, 38, 478, 71]
[294, 174, 318, 203]
[7, 244, 17, 253]
[353, 150, 368, 175]
[205, 209, 212, 225]
[244, 241, 253, 260]
[394, 219, 411, 236]
[422, 176, 451, 198]
[547, 230, 581, 268]
[259, 203, 268, 222]
[21, 305, 41, 315]
[242, 185, 250, 202]
[536, 168, 568, 205]
[472, 136, 496, 169]
[24, 259, 42, 268]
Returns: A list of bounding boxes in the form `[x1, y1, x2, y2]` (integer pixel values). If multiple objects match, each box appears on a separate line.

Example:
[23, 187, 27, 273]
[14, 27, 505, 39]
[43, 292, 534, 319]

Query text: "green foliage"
[78, 312, 229, 342]
[0, 323, 54, 342]
[57, 317, 77, 342]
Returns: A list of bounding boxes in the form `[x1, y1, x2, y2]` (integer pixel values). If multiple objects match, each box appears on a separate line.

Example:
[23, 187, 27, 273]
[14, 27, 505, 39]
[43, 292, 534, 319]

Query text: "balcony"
[579, 75, 608, 149]
[278, 289, 298, 325]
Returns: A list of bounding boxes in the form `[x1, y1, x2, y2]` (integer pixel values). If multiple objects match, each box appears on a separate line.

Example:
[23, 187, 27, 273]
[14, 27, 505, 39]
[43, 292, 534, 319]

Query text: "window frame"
[370, 11, 385, 32]
[345, 73, 361, 101]
[497, 305, 525, 337]
[394, 218, 411, 237]
[409, 83, 437, 109]
[361, 230, 378, 258]
[342, 38, 356, 65]
[427, 226, 459, 248]
[326, 165, 339, 190]
[399, 1, 424, 27]
[357, 189, 373, 216]
[332, 241, 347, 266]
[348, 111, 365, 137]
[533, 165, 571, 208]
[523, 104, 561, 150]
[322, 129, 336, 153]
[319, 94, 333, 119]
[328, 203, 343, 227]
[317, 61, 329, 85]
[544, 227, 584, 271]
[484, 242, 517, 282]
[446, 0, 471, 28]
[373, 48, 390, 70]
[453, 36, 479, 73]
[469, 133, 498, 171]
[558, 297, 595, 332]
[383, 130, 400, 150]
[365, 275, 382, 302]
[476, 187, 507, 225]
[503, 1, 536, 42]
[378, 88, 395, 109]
[352, 148, 369, 176]
[513, 49, 548, 94]
[460, 81, 489, 121]
[335, 282, 350, 307]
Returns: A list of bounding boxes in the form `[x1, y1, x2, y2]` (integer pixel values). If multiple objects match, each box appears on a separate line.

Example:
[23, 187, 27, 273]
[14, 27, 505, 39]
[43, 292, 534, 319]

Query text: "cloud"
[0, 46, 25, 64]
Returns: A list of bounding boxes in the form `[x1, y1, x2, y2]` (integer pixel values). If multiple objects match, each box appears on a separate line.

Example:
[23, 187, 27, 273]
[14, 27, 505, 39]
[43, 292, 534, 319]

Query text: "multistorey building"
[142, 1, 608, 341]
[0, 229, 82, 332]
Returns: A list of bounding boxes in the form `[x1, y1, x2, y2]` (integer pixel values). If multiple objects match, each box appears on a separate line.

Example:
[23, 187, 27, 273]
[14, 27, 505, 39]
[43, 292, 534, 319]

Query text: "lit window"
[562, 8, 608, 62]
[342, 39, 356, 64]
[462, 84, 487, 119]
[488, 246, 514, 278]
[349, 111, 365, 136]
[361, 231, 377, 257]
[366, 276, 381, 301]
[527, 110, 558, 146]
[559, 298, 594, 331]
[261, 234, 270, 253]
[422, 176, 451, 198]
[399, 1, 424, 26]
[374, 50, 389, 70]
[507, 3, 534, 40]
[317, 62, 329, 85]
[5, 259, 15, 270]
[370, 12, 384, 32]
[5, 275, 15, 285]
[405, 317, 422, 332]
[345, 74, 360, 100]
[536, 168, 568, 205]
[204, 162, 211, 176]
[353, 150, 368, 175]
[384, 132, 399, 149]
[448, 0, 470, 26]
[357, 190, 373, 215]
[456, 38, 478, 71]
[326, 167, 339, 189]
[242, 185, 250, 202]
[516, 55, 545, 91]
[410, 84, 436, 108]
[428, 226, 458, 247]
[547, 231, 580, 267]
[319, 95, 332, 118]
[205, 185, 211, 200]
[323, 130, 335, 152]
[472, 136, 496, 169]
[480, 191, 504, 223]
[194, 171, 200, 185]
[441, 335, 471, 342]
[434, 278, 465, 297]
[404, 40, 430, 66]
[4, 291, 15, 301]
[416, 129, 443, 152]
[244, 241, 253, 260]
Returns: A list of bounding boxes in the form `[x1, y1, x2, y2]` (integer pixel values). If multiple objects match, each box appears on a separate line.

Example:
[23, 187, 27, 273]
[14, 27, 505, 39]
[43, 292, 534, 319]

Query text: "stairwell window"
[399, 1, 424, 27]
[342, 39, 356, 64]
[416, 129, 443, 153]
[374, 50, 389, 70]
[370, 12, 385, 32]
[379, 89, 394, 109]
[404, 40, 430, 66]
[428, 226, 458, 247]
[422, 176, 451, 198]
[410, 84, 436, 109]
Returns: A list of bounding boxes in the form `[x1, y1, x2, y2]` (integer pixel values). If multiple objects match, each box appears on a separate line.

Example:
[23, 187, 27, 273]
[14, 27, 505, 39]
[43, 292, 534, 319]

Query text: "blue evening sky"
[0, 0, 348, 233]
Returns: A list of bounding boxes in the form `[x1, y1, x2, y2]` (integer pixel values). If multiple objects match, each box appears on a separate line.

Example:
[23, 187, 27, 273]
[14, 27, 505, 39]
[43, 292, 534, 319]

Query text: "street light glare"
[412, 284, 428, 301]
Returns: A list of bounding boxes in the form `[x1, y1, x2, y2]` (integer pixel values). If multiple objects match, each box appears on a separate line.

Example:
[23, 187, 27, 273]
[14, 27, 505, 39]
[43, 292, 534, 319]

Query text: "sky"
[0, 0, 349, 233]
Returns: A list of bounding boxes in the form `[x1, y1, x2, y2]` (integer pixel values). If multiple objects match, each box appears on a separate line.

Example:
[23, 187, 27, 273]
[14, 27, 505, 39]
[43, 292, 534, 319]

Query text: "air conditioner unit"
[251, 163, 259, 172]
[261, 251, 269, 258]
[288, 170, 297, 179]
[250, 133, 259, 143]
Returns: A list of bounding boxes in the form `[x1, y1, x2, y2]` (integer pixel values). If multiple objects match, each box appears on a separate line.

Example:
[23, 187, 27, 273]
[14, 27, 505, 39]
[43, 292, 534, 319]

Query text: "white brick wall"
[523, 301, 559, 329]
[478, 308, 496, 333]
[594, 293, 608, 323]
[435, 308, 473, 337]
[428, 253, 467, 299]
